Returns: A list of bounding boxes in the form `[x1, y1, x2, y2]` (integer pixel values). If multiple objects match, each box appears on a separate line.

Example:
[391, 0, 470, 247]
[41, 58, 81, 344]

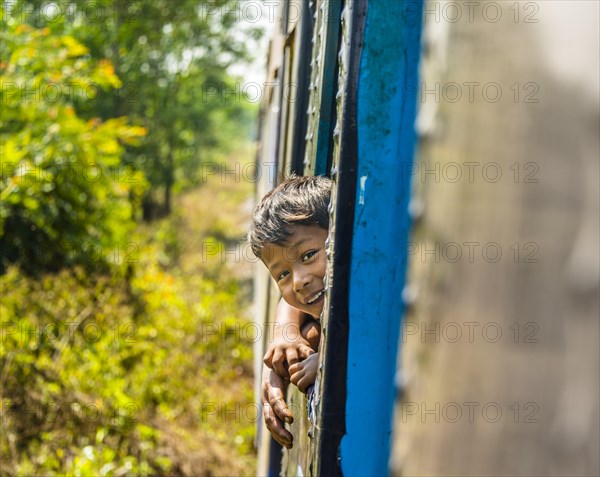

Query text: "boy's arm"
[264, 298, 315, 379]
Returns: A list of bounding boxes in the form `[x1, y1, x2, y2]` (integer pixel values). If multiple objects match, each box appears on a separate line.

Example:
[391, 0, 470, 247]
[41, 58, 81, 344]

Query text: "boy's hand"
[289, 353, 319, 393]
[263, 336, 314, 380]
[261, 364, 294, 449]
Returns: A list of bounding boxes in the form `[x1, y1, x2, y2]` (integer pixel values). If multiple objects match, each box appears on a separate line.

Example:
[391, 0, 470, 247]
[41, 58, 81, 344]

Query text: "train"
[251, 1, 599, 476]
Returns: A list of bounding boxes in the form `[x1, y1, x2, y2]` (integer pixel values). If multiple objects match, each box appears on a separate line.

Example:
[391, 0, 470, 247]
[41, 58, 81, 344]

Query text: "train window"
[303, 0, 342, 176]
[276, 0, 314, 178]
[290, 0, 313, 174]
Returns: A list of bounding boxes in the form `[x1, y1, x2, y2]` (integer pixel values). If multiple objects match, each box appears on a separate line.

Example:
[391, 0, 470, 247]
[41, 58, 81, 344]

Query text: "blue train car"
[253, 1, 424, 475]
[253, 1, 599, 476]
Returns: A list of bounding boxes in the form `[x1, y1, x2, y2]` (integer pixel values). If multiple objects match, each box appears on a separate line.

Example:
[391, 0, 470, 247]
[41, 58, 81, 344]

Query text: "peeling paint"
[359, 175, 368, 205]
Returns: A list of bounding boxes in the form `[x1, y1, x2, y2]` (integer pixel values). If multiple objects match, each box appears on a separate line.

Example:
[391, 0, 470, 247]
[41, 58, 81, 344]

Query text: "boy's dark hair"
[248, 175, 331, 258]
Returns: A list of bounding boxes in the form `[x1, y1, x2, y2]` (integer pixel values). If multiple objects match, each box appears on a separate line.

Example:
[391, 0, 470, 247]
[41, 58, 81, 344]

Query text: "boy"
[247, 175, 331, 448]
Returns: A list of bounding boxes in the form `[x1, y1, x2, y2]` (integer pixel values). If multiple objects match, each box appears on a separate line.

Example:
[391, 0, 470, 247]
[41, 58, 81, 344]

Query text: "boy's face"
[262, 224, 327, 319]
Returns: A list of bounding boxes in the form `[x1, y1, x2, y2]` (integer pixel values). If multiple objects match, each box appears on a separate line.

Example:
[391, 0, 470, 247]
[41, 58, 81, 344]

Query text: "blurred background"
[1, 1, 267, 475]
[392, 1, 599, 475]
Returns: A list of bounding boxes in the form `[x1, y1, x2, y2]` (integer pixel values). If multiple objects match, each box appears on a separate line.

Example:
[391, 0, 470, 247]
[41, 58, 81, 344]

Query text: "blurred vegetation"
[0, 22, 147, 273]
[1, 1, 261, 475]
[1, 197, 257, 474]
[3, 0, 260, 219]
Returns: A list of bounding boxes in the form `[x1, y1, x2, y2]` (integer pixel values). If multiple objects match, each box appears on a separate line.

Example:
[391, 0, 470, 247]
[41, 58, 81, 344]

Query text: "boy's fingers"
[288, 362, 300, 375]
[272, 351, 289, 379]
[286, 348, 299, 367]
[298, 345, 315, 359]
[265, 370, 293, 423]
[297, 374, 312, 393]
[263, 403, 293, 448]
[263, 348, 274, 368]
[270, 394, 293, 423]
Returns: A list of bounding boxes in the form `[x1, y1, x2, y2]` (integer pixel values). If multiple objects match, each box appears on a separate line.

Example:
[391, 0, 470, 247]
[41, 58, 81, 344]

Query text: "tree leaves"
[0, 22, 147, 273]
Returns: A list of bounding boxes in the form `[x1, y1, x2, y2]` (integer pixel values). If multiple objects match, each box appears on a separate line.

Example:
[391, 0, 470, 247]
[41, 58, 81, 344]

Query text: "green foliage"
[0, 142, 258, 475]
[0, 4, 261, 474]
[1, 236, 256, 475]
[0, 22, 147, 273]
[4, 0, 262, 215]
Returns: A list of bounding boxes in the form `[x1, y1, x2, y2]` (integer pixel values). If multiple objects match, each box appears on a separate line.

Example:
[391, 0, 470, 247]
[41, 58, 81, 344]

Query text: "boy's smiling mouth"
[306, 289, 325, 305]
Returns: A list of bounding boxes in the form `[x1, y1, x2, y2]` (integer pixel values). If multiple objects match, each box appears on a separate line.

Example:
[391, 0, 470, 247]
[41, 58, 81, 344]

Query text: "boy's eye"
[301, 250, 318, 262]
[276, 270, 289, 281]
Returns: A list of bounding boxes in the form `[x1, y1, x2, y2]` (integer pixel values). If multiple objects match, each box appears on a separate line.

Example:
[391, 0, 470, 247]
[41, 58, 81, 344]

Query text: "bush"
[1, 248, 256, 475]
[0, 23, 147, 274]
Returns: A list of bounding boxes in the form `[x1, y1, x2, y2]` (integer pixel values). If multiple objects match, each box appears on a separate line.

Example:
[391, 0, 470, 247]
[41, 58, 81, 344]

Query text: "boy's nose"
[293, 274, 310, 293]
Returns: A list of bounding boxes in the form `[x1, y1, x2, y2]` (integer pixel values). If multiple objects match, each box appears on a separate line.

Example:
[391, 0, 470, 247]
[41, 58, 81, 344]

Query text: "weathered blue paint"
[340, 1, 424, 475]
